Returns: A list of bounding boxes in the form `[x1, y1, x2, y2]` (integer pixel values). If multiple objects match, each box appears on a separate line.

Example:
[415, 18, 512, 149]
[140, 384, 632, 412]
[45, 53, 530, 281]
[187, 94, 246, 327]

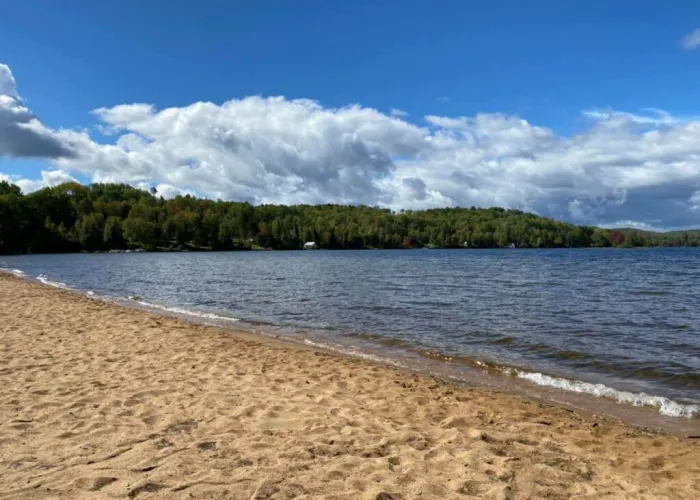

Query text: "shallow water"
[3, 248, 700, 423]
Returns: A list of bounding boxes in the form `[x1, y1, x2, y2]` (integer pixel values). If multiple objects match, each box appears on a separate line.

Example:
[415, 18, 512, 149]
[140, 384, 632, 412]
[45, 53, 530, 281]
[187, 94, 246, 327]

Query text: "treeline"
[1, 180, 699, 254]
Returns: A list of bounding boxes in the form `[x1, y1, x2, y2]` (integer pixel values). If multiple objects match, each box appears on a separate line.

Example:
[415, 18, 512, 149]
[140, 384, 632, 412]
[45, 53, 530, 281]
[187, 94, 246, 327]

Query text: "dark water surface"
[3, 249, 699, 425]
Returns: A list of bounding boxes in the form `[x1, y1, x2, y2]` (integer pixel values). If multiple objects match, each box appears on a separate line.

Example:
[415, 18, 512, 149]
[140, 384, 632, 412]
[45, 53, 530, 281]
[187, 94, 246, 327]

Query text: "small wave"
[239, 319, 278, 329]
[0, 268, 26, 277]
[517, 371, 699, 418]
[303, 339, 407, 369]
[554, 350, 592, 361]
[128, 297, 240, 323]
[492, 336, 516, 345]
[630, 290, 669, 296]
[345, 332, 416, 349]
[37, 274, 71, 290]
[421, 350, 458, 362]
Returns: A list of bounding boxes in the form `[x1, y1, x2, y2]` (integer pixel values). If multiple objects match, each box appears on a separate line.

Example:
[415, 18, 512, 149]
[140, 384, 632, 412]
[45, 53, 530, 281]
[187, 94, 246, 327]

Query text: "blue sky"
[2, 1, 700, 228]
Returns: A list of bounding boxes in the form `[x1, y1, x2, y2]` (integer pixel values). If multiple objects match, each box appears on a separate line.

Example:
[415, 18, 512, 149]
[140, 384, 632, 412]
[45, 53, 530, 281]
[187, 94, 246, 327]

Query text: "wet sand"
[1, 274, 699, 499]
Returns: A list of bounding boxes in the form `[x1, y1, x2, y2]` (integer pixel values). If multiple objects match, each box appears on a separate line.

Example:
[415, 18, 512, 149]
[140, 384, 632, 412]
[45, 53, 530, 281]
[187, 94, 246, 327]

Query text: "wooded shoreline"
[3, 180, 700, 255]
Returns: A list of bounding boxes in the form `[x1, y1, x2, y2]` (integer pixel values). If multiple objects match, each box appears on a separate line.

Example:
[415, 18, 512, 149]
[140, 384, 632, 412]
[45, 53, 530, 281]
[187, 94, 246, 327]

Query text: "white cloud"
[582, 108, 691, 126]
[425, 115, 466, 129]
[390, 108, 408, 117]
[682, 28, 700, 50]
[1, 169, 78, 194]
[2, 62, 700, 229]
[0, 65, 18, 98]
[57, 97, 429, 205]
[689, 190, 700, 210]
[599, 220, 660, 231]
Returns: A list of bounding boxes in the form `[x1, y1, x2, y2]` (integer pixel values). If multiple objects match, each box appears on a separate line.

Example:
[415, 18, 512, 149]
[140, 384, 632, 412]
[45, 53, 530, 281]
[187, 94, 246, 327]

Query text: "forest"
[1, 180, 699, 254]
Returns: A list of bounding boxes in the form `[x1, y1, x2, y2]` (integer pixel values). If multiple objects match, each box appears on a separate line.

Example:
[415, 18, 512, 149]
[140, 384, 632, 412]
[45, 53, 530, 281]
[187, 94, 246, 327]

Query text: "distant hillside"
[1, 180, 699, 254]
[613, 228, 659, 235]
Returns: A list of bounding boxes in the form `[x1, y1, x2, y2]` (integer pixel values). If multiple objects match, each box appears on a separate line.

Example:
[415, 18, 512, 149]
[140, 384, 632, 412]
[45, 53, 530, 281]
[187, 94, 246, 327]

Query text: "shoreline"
[4, 266, 699, 433]
[2, 246, 699, 257]
[3, 267, 700, 434]
[1, 273, 700, 498]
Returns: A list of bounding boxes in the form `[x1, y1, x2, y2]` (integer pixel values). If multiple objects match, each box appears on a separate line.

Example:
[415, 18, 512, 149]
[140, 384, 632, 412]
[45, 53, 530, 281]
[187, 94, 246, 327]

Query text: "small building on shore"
[303, 241, 318, 250]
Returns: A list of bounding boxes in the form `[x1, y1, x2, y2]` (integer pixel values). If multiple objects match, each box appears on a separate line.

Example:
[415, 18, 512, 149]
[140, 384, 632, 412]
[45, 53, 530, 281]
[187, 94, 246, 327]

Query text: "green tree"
[2, 181, 699, 255]
[103, 216, 125, 248]
[76, 213, 105, 249]
[123, 217, 158, 249]
[0, 181, 22, 196]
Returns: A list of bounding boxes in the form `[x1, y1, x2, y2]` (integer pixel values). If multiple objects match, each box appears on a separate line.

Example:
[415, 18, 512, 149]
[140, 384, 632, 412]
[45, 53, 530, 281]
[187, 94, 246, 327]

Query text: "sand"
[1, 274, 699, 499]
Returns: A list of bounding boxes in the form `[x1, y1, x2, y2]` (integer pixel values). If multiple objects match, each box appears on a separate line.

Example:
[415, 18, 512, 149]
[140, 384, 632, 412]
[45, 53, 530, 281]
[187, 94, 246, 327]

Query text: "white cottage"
[303, 241, 318, 250]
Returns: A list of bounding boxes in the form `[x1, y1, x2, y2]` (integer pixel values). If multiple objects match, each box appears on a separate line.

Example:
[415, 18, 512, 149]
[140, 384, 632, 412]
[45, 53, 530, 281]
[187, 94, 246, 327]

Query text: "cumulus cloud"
[682, 28, 700, 50]
[0, 64, 76, 159]
[3, 62, 700, 229]
[0, 65, 18, 98]
[59, 97, 429, 205]
[1, 169, 77, 194]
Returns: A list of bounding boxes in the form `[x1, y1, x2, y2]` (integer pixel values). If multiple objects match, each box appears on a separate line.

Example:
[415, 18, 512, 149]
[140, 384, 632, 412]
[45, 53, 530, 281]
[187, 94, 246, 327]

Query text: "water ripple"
[3, 248, 700, 416]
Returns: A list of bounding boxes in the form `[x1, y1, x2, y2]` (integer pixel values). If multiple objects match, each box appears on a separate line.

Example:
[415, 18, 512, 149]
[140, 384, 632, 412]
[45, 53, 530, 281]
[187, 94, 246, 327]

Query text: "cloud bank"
[0, 64, 77, 159]
[2, 63, 700, 229]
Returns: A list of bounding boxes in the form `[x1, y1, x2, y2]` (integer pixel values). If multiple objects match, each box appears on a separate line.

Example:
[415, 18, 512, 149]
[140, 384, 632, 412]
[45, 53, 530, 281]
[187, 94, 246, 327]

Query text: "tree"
[103, 216, 125, 248]
[591, 228, 612, 247]
[0, 181, 697, 255]
[610, 231, 626, 247]
[122, 217, 158, 249]
[0, 181, 21, 196]
[76, 213, 105, 248]
[0, 190, 30, 253]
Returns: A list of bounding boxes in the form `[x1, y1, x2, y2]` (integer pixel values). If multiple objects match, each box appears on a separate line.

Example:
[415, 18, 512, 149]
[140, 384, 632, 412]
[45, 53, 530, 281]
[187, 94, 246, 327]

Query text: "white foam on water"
[517, 371, 700, 418]
[0, 268, 26, 277]
[128, 297, 240, 323]
[8, 266, 698, 420]
[37, 274, 71, 290]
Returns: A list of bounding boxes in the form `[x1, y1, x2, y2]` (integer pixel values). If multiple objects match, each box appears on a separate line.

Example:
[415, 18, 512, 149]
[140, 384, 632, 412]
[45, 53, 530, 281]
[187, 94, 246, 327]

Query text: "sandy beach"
[1, 274, 699, 499]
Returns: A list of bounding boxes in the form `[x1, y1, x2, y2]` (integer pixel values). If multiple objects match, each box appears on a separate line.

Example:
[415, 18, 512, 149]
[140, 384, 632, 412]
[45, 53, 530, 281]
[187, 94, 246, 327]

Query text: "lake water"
[3, 249, 700, 428]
